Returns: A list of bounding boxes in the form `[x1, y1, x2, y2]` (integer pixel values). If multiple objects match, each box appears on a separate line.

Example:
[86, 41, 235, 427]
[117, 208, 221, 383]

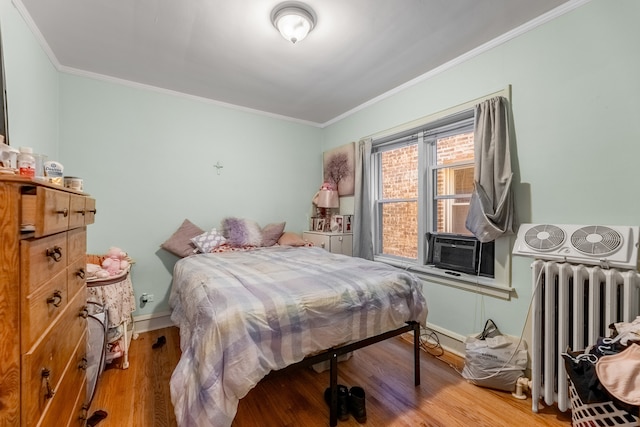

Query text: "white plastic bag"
[461, 334, 528, 391]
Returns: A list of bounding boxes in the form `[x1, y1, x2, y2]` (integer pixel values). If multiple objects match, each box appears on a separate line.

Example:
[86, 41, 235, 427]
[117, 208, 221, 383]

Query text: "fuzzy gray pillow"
[221, 217, 263, 247]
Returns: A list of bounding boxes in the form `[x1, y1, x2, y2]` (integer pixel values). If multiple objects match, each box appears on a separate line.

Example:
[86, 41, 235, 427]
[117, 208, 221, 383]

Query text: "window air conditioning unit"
[426, 233, 494, 277]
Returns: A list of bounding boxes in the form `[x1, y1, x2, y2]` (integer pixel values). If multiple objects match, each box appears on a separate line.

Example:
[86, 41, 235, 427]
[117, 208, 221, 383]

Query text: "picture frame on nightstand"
[344, 215, 353, 232]
[332, 215, 344, 233]
[315, 218, 325, 232]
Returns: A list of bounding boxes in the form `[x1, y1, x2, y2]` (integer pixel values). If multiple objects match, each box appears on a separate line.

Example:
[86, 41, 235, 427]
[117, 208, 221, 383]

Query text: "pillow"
[191, 228, 226, 253]
[261, 222, 286, 247]
[277, 232, 307, 247]
[221, 217, 263, 247]
[160, 219, 204, 257]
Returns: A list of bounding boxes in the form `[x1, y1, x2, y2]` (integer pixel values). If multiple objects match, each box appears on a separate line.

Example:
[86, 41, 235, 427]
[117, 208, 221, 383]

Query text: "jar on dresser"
[0, 175, 96, 426]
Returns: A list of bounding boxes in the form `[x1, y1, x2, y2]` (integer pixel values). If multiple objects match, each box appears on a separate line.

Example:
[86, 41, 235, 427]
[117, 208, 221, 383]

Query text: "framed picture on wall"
[323, 142, 355, 196]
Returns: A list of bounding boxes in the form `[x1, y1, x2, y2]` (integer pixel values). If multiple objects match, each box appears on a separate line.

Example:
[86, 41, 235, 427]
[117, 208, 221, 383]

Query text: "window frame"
[367, 88, 513, 299]
[373, 111, 476, 265]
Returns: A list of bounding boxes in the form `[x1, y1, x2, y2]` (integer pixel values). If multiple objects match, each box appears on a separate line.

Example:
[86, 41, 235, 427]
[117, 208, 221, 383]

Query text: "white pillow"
[191, 228, 226, 253]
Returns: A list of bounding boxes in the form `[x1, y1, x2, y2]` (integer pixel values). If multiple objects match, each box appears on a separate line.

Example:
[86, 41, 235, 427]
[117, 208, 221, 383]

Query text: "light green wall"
[0, 0, 58, 157]
[3, 0, 639, 340]
[58, 75, 323, 315]
[322, 0, 640, 339]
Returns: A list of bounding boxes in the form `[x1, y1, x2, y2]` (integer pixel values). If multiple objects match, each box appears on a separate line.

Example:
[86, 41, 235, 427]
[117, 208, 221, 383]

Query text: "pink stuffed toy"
[101, 247, 130, 276]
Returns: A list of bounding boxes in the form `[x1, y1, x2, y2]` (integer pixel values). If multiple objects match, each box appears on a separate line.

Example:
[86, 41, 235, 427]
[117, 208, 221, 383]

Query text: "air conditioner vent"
[523, 224, 565, 251]
[570, 226, 622, 255]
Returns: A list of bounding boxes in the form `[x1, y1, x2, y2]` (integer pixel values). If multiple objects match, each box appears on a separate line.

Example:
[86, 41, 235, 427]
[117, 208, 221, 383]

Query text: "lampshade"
[271, 3, 316, 44]
[316, 189, 339, 208]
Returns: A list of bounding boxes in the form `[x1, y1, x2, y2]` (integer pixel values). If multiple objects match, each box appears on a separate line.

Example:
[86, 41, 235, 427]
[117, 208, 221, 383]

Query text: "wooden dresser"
[0, 176, 96, 426]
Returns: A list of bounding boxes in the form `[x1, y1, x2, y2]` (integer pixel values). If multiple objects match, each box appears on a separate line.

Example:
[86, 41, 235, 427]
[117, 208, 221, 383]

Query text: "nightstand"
[303, 231, 353, 256]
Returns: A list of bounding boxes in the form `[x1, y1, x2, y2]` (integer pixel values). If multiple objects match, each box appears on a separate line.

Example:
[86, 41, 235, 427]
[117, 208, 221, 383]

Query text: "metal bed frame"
[282, 321, 422, 427]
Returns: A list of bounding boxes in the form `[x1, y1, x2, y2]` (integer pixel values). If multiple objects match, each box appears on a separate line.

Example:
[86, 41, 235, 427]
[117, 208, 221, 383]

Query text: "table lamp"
[314, 188, 339, 232]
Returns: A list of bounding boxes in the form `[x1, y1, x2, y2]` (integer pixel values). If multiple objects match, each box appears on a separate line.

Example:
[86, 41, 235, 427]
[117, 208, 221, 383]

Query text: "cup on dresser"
[33, 153, 48, 179]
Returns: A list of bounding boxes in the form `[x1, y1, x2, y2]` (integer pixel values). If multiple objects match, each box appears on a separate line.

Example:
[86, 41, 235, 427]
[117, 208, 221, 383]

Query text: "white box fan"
[513, 223, 640, 270]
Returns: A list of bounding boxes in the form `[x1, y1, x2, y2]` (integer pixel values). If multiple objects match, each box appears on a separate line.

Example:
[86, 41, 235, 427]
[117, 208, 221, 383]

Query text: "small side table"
[303, 231, 353, 256]
[86, 267, 136, 369]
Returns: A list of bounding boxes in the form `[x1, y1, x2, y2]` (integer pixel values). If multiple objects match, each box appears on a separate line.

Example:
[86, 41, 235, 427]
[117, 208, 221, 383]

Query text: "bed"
[169, 245, 428, 427]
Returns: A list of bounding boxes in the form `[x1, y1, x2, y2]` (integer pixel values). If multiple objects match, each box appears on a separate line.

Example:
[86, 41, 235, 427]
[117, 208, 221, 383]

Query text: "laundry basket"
[569, 380, 639, 426]
[86, 254, 137, 369]
[86, 301, 108, 405]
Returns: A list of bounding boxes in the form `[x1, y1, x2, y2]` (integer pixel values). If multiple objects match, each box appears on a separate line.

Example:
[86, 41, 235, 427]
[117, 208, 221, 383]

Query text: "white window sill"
[374, 256, 514, 300]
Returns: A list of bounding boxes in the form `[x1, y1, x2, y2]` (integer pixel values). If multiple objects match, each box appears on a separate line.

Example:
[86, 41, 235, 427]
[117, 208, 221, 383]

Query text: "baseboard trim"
[133, 311, 174, 334]
[425, 322, 466, 358]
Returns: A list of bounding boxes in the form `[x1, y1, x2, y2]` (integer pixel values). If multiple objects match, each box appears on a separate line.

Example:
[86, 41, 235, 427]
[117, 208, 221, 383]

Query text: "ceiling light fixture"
[271, 2, 316, 44]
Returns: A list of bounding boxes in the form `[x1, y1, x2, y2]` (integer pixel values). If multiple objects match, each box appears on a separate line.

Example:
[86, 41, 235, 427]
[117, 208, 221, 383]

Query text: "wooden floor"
[90, 327, 572, 426]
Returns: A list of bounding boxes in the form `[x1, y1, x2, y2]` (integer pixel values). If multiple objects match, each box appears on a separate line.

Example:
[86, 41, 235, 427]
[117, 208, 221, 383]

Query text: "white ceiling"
[15, 0, 575, 126]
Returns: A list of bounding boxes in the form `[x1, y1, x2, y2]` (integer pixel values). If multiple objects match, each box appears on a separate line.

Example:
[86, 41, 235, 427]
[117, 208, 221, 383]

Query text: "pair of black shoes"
[323, 384, 367, 423]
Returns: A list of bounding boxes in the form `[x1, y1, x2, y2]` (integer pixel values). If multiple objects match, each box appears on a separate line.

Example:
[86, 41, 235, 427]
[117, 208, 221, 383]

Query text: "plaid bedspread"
[169, 246, 427, 426]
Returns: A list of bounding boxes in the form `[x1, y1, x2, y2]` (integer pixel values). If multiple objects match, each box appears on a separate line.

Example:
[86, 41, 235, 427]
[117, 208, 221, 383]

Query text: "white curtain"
[353, 138, 373, 259]
[465, 96, 515, 243]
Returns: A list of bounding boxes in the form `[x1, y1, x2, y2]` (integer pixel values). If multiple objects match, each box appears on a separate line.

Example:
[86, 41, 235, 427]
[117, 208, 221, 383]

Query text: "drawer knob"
[77, 209, 86, 216]
[41, 368, 56, 399]
[46, 246, 63, 262]
[56, 208, 69, 217]
[77, 268, 86, 279]
[46, 290, 63, 307]
[88, 208, 97, 215]
[79, 306, 89, 319]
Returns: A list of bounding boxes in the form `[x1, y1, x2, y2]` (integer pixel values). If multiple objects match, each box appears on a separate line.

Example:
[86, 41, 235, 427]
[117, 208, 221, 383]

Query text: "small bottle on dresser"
[17, 147, 36, 177]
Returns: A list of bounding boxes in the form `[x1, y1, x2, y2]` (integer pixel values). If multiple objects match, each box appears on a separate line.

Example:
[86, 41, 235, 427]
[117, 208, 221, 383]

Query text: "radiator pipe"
[512, 376, 531, 400]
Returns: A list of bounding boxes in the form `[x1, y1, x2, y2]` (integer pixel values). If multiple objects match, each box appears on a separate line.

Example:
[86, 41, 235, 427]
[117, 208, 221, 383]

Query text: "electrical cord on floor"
[419, 328, 443, 357]
[416, 327, 463, 373]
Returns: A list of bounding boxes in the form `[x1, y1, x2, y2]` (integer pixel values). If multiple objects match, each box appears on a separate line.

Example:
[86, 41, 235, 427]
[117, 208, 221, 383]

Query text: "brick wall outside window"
[380, 133, 474, 259]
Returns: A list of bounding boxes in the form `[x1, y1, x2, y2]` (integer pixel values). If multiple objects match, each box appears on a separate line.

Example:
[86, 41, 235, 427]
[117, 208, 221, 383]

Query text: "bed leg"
[329, 352, 338, 427]
[413, 323, 421, 386]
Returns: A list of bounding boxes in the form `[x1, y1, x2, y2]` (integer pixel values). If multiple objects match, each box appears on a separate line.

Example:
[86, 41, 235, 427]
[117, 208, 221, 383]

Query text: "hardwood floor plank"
[90, 327, 572, 426]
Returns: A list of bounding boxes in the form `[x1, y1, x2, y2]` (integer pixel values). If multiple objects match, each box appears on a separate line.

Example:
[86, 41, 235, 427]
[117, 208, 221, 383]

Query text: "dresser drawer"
[67, 228, 87, 265]
[36, 187, 71, 237]
[65, 374, 89, 427]
[21, 290, 87, 427]
[21, 232, 68, 295]
[38, 334, 88, 427]
[84, 197, 96, 225]
[68, 195, 86, 229]
[22, 269, 68, 352]
[68, 258, 87, 300]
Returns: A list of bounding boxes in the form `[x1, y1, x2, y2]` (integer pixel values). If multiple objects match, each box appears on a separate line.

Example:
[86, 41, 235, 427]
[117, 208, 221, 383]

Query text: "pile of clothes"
[562, 316, 640, 417]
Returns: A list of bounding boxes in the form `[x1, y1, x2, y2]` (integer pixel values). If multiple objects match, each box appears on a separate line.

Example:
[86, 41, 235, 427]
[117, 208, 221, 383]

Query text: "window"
[372, 109, 495, 278]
